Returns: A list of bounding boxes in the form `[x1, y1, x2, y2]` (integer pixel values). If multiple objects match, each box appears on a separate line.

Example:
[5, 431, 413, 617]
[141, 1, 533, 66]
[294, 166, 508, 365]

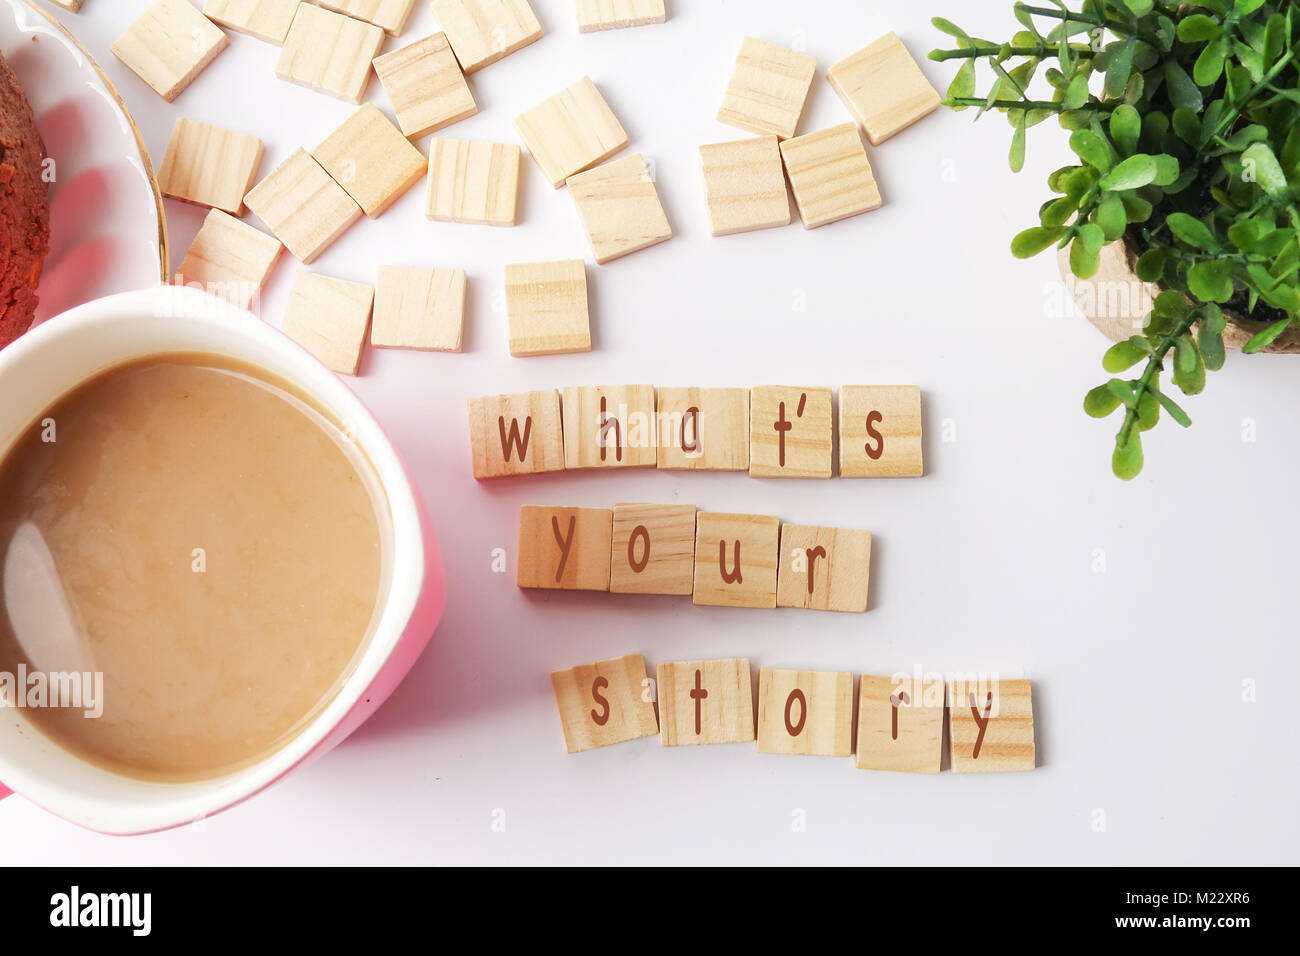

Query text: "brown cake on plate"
[0, 50, 50, 348]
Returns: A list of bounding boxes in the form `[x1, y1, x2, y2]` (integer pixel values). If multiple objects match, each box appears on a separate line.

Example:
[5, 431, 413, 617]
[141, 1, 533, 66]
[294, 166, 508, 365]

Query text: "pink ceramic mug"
[0, 285, 444, 833]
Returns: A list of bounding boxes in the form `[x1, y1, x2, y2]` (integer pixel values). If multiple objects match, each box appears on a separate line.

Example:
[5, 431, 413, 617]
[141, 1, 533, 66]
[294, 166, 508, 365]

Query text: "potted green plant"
[931, 0, 1300, 478]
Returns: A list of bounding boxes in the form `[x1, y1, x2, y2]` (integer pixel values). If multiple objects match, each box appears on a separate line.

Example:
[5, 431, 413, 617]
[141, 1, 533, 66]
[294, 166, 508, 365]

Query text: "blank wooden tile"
[575, 0, 665, 33]
[699, 135, 790, 237]
[657, 659, 754, 746]
[275, 3, 383, 103]
[561, 385, 656, 469]
[780, 123, 882, 229]
[372, 265, 466, 351]
[517, 505, 613, 591]
[317, 0, 415, 35]
[828, 32, 941, 146]
[466, 390, 565, 478]
[280, 271, 374, 375]
[203, 0, 300, 44]
[425, 139, 520, 225]
[692, 512, 779, 609]
[839, 385, 923, 478]
[514, 76, 628, 188]
[776, 524, 871, 613]
[749, 385, 832, 478]
[111, 0, 229, 102]
[158, 117, 263, 215]
[552, 653, 659, 753]
[610, 503, 696, 595]
[949, 679, 1036, 773]
[173, 209, 283, 311]
[567, 154, 672, 264]
[656, 387, 749, 471]
[856, 675, 944, 773]
[505, 260, 591, 356]
[431, 0, 542, 73]
[374, 33, 478, 139]
[312, 104, 428, 218]
[244, 148, 363, 263]
[756, 669, 853, 756]
[717, 36, 816, 140]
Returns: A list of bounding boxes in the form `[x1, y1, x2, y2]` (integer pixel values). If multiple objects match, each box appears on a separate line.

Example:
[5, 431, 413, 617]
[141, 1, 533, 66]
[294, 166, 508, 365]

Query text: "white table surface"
[4, 0, 1296, 865]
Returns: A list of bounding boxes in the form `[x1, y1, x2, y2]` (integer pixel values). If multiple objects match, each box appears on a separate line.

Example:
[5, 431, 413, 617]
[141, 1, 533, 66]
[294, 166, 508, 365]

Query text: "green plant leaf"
[1069, 129, 1111, 169]
[1177, 14, 1222, 42]
[1103, 340, 1148, 372]
[1105, 378, 1138, 409]
[1152, 386, 1192, 426]
[1010, 116, 1027, 171]
[1136, 385, 1160, 431]
[1172, 107, 1201, 144]
[1152, 154, 1181, 186]
[1011, 226, 1063, 258]
[1084, 383, 1123, 418]
[1109, 103, 1141, 156]
[1122, 0, 1155, 16]
[1242, 317, 1292, 352]
[1198, 305, 1227, 370]
[1236, 0, 1267, 15]
[1228, 218, 1260, 252]
[1188, 260, 1234, 302]
[1122, 195, 1153, 222]
[1194, 38, 1228, 86]
[1167, 212, 1220, 250]
[932, 17, 970, 39]
[1070, 234, 1102, 277]
[947, 59, 976, 107]
[1096, 194, 1127, 239]
[1164, 61, 1203, 112]
[1106, 38, 1137, 100]
[1135, 248, 1166, 281]
[1241, 142, 1289, 198]
[1063, 73, 1090, 110]
[1173, 336, 1207, 394]
[1112, 430, 1144, 480]
[1099, 154, 1158, 190]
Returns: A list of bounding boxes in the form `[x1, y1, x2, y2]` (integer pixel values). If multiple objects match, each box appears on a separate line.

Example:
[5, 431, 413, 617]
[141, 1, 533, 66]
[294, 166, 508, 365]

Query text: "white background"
[4, 0, 1296, 864]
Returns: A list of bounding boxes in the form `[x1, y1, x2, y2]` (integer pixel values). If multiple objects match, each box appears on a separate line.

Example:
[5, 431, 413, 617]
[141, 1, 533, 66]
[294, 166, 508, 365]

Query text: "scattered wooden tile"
[776, 524, 871, 613]
[47, 0, 84, 11]
[431, 0, 542, 73]
[780, 123, 882, 229]
[514, 77, 628, 188]
[505, 260, 591, 356]
[575, 0, 665, 33]
[717, 36, 816, 140]
[425, 139, 521, 225]
[312, 104, 428, 218]
[275, 3, 383, 103]
[609, 503, 697, 595]
[839, 385, 923, 477]
[374, 33, 478, 139]
[172, 209, 283, 311]
[566, 154, 672, 264]
[692, 512, 779, 609]
[316, 0, 415, 35]
[467, 390, 565, 478]
[517, 505, 613, 591]
[948, 678, 1036, 773]
[656, 387, 749, 471]
[560, 385, 657, 469]
[552, 653, 659, 752]
[157, 117, 263, 215]
[110, 0, 229, 102]
[698, 135, 790, 237]
[244, 148, 363, 263]
[372, 265, 466, 351]
[280, 270, 374, 375]
[855, 675, 944, 773]
[756, 669, 853, 756]
[202, 0, 300, 44]
[828, 32, 941, 146]
[657, 659, 754, 746]
[749, 385, 832, 478]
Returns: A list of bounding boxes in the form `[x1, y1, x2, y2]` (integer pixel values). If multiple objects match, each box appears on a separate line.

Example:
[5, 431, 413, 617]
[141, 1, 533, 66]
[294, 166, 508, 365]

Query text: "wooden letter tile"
[776, 524, 871, 613]
[855, 675, 944, 773]
[749, 385, 832, 478]
[158, 117, 263, 215]
[280, 270, 374, 376]
[312, 104, 428, 219]
[505, 260, 591, 356]
[948, 678, 1036, 773]
[551, 653, 659, 753]
[560, 385, 657, 469]
[431, 0, 542, 73]
[517, 505, 613, 591]
[828, 32, 941, 146]
[466, 390, 565, 478]
[657, 659, 754, 746]
[575, 0, 665, 33]
[514, 77, 629, 188]
[172, 209, 283, 311]
[244, 148, 363, 263]
[374, 33, 478, 139]
[780, 123, 882, 229]
[372, 265, 466, 351]
[111, 0, 229, 102]
[699, 135, 790, 237]
[425, 139, 521, 225]
[692, 512, 779, 609]
[610, 503, 696, 595]
[656, 387, 749, 471]
[202, 0, 300, 44]
[317, 0, 415, 35]
[275, 3, 383, 103]
[839, 385, 923, 477]
[717, 36, 816, 140]
[566, 154, 672, 264]
[756, 669, 853, 756]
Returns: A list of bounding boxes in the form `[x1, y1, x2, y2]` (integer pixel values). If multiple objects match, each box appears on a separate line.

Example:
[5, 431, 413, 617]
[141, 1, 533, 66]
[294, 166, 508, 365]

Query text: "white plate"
[1, 0, 165, 324]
